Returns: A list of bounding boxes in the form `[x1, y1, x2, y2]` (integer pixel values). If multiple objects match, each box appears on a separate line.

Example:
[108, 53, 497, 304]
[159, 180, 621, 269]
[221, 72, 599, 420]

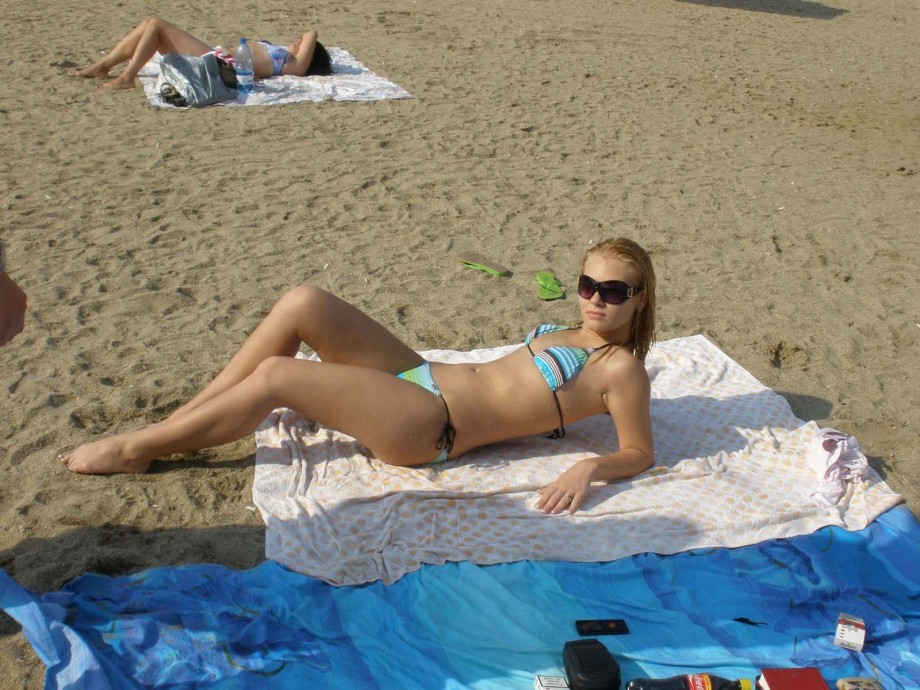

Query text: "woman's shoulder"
[595, 345, 650, 385]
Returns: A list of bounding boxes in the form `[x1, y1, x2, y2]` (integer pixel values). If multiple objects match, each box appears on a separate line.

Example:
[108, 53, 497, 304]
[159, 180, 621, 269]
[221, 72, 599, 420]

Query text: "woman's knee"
[273, 285, 341, 334]
[276, 284, 332, 313]
[144, 17, 173, 34]
[248, 356, 298, 403]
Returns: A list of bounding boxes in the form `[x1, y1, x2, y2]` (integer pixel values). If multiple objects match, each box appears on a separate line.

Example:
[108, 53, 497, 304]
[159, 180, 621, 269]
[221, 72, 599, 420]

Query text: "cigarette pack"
[834, 612, 866, 651]
[758, 667, 829, 690]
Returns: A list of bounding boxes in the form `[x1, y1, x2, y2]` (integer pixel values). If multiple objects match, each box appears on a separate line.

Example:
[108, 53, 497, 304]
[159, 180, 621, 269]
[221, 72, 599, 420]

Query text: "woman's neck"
[577, 324, 633, 349]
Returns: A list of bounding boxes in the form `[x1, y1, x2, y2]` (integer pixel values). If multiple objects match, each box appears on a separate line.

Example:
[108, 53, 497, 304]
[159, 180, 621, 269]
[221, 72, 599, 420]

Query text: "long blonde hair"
[583, 238, 656, 361]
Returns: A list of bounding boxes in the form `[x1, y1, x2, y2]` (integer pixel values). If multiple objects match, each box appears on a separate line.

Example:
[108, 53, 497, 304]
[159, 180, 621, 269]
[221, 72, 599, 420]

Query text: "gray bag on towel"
[158, 52, 237, 108]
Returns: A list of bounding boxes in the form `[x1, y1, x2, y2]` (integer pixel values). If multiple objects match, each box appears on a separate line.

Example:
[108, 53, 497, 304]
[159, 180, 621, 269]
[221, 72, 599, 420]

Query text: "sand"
[1, 0, 918, 684]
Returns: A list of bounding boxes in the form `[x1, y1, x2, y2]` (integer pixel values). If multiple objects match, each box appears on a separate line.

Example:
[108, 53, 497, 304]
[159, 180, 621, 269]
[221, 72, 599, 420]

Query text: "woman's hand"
[536, 458, 598, 515]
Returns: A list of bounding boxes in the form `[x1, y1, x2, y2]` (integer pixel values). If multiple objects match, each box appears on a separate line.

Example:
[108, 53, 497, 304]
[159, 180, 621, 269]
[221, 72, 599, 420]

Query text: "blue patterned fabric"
[257, 40, 293, 76]
[525, 324, 594, 391]
[397, 360, 443, 396]
[396, 361, 450, 463]
[2, 506, 918, 689]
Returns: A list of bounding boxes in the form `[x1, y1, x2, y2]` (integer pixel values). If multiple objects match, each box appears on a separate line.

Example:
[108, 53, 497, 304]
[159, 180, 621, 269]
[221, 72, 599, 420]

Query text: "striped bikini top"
[524, 324, 611, 438]
[524, 324, 598, 391]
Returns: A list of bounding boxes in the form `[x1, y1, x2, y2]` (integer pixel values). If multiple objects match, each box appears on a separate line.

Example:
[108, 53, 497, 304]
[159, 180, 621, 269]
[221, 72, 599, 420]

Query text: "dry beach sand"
[1, 0, 918, 684]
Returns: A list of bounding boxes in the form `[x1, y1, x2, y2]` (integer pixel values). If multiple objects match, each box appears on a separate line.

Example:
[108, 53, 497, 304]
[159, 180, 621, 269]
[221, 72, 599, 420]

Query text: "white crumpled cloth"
[253, 335, 902, 585]
[807, 428, 870, 506]
[140, 47, 413, 108]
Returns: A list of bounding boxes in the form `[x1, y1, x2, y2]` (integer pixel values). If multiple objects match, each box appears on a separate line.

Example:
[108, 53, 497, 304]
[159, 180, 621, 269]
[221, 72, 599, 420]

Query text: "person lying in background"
[69, 17, 331, 91]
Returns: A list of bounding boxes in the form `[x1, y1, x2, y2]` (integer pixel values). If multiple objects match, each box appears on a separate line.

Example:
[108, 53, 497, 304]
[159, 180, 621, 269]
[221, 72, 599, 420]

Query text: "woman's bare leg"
[61, 357, 446, 474]
[69, 19, 153, 78]
[69, 17, 212, 90]
[167, 285, 423, 421]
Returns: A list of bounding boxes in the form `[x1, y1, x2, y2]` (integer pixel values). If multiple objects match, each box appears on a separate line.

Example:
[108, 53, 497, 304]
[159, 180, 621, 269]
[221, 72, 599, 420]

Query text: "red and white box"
[834, 612, 866, 651]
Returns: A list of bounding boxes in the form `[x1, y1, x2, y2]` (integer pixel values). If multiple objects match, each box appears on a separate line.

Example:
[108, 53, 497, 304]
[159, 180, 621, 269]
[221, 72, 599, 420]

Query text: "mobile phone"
[575, 618, 630, 636]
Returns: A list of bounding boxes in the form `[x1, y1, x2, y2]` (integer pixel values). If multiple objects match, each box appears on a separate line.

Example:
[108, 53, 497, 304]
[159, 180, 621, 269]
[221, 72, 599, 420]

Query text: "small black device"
[575, 619, 630, 636]
[562, 638, 621, 690]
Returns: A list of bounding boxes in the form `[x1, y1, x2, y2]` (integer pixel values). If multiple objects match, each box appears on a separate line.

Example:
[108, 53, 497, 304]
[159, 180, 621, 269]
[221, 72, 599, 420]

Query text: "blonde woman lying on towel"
[60, 238, 656, 515]
[69, 16, 332, 91]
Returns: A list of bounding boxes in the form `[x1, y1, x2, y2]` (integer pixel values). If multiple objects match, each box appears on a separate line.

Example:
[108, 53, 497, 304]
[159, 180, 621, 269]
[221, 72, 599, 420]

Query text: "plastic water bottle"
[627, 674, 753, 690]
[235, 37, 254, 94]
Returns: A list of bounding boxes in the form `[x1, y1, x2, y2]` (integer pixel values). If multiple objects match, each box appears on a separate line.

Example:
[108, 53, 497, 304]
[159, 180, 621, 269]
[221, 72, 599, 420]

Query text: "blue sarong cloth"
[2, 506, 918, 689]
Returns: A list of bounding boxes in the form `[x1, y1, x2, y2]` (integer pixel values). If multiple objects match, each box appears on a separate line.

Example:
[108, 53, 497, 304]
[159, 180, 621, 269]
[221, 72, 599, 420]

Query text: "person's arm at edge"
[281, 30, 319, 76]
[536, 357, 654, 514]
[0, 241, 27, 345]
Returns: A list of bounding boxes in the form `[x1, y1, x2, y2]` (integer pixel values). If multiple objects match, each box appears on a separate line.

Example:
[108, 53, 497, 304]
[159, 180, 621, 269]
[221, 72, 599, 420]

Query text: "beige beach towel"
[253, 335, 902, 585]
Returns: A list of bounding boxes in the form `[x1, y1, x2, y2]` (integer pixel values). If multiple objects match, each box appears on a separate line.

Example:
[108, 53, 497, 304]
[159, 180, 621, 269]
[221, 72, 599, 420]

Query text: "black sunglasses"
[577, 274, 643, 305]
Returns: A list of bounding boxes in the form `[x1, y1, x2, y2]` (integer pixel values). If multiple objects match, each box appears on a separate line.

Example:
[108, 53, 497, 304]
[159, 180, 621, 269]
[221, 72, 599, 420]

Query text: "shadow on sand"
[676, 0, 847, 19]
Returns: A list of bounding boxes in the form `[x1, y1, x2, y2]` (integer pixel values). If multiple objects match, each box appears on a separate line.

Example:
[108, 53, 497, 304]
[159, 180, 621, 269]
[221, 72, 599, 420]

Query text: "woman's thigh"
[266, 357, 447, 465]
[285, 285, 424, 375]
[154, 19, 213, 55]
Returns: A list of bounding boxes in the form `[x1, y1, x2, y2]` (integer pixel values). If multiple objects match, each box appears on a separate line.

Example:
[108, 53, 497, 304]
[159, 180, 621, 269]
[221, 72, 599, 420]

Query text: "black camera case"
[562, 638, 621, 690]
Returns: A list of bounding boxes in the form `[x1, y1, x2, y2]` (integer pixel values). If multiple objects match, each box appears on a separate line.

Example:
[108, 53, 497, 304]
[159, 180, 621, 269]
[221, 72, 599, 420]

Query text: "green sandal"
[456, 251, 511, 277]
[536, 271, 564, 300]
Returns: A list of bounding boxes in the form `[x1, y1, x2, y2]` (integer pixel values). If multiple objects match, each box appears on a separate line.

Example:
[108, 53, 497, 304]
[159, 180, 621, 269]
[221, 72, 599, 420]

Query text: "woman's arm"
[281, 31, 319, 76]
[536, 357, 654, 514]
[0, 269, 27, 346]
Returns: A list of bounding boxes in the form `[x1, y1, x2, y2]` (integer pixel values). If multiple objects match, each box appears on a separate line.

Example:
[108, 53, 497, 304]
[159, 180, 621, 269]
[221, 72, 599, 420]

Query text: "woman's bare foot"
[97, 76, 136, 91]
[58, 434, 152, 474]
[68, 66, 110, 78]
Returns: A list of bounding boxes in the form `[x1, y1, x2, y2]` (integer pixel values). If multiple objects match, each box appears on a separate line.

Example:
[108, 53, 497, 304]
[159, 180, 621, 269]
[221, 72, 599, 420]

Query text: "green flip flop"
[536, 271, 564, 300]
[456, 251, 511, 277]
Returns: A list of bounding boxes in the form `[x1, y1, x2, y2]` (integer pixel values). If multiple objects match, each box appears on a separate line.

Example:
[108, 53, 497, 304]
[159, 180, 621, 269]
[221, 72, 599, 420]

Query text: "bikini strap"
[547, 391, 566, 439]
[526, 341, 568, 439]
[436, 395, 455, 454]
